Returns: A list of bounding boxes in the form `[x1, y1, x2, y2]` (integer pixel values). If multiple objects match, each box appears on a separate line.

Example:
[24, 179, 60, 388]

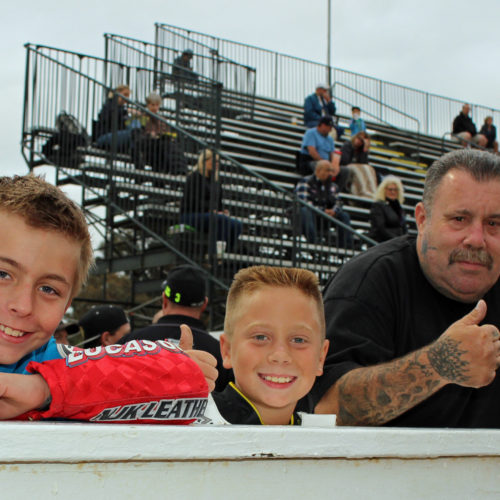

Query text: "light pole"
[327, 0, 332, 87]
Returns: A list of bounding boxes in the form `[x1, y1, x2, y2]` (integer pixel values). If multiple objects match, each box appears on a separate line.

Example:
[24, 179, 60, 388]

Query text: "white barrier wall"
[2, 422, 500, 499]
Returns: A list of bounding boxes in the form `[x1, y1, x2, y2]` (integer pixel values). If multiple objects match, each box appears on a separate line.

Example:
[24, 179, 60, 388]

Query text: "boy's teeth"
[262, 375, 294, 384]
[0, 325, 25, 337]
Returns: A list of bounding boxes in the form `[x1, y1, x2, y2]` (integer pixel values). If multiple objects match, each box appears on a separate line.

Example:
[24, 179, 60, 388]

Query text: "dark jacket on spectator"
[303, 93, 336, 128]
[295, 174, 342, 212]
[452, 112, 477, 136]
[95, 98, 130, 139]
[181, 170, 223, 214]
[480, 123, 497, 149]
[369, 199, 408, 242]
[340, 141, 369, 165]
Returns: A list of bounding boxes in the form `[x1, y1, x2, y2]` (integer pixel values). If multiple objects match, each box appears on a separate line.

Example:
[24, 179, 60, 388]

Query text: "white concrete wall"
[2, 422, 500, 499]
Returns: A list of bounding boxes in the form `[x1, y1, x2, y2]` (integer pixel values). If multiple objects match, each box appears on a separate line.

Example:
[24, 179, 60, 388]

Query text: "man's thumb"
[179, 324, 194, 351]
[459, 299, 487, 326]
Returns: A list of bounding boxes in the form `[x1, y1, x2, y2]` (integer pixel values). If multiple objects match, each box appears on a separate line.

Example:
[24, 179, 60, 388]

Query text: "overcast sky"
[3, 0, 500, 178]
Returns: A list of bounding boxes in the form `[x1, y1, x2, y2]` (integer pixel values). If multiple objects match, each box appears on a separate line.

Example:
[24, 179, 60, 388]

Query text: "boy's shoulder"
[0, 337, 64, 374]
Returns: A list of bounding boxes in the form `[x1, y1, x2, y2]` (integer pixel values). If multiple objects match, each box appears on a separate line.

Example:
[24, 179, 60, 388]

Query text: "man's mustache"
[449, 247, 493, 270]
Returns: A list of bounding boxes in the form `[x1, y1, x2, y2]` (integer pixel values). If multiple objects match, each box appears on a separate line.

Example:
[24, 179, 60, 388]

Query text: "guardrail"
[22, 43, 375, 329]
[154, 23, 500, 138]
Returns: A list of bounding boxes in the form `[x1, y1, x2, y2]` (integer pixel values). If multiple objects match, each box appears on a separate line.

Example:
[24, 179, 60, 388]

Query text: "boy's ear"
[219, 334, 233, 370]
[316, 339, 330, 376]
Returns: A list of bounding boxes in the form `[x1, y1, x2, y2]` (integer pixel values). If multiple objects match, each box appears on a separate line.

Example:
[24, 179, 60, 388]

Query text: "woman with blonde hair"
[180, 149, 242, 253]
[368, 175, 408, 243]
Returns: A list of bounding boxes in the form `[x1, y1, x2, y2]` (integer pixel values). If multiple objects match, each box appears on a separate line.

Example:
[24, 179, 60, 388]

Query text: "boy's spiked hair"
[224, 266, 325, 338]
[0, 174, 93, 296]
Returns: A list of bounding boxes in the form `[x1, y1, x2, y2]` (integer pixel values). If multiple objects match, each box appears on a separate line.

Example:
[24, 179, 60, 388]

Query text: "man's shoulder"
[324, 236, 416, 299]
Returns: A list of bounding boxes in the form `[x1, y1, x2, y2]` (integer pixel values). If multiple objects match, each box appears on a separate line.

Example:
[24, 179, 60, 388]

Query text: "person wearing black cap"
[119, 265, 233, 392]
[79, 305, 131, 348]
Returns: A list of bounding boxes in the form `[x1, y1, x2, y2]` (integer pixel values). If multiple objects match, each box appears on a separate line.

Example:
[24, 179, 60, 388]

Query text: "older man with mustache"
[311, 149, 500, 428]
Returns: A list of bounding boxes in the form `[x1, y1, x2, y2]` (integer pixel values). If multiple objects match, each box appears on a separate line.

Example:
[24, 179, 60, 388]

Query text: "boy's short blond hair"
[0, 174, 93, 296]
[224, 266, 325, 339]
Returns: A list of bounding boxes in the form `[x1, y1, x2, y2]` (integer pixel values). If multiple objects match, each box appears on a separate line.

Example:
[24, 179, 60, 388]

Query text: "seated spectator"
[480, 116, 498, 153]
[172, 49, 198, 82]
[303, 84, 343, 139]
[349, 106, 368, 136]
[368, 175, 408, 242]
[340, 131, 378, 199]
[180, 149, 242, 254]
[132, 92, 187, 175]
[294, 160, 353, 248]
[53, 321, 79, 345]
[94, 84, 141, 151]
[452, 104, 487, 148]
[204, 266, 329, 425]
[79, 305, 131, 348]
[299, 116, 349, 191]
[119, 265, 233, 392]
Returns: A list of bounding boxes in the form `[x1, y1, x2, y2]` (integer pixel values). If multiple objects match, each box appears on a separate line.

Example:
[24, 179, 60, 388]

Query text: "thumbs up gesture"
[428, 300, 500, 388]
[179, 324, 218, 392]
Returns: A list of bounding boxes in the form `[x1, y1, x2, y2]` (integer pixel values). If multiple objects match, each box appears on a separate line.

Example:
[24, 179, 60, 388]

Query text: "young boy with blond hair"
[0, 174, 214, 423]
[204, 265, 329, 425]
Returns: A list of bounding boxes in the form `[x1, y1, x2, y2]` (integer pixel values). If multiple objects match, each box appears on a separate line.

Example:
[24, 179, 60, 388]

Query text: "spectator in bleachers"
[340, 131, 378, 199]
[172, 49, 198, 82]
[132, 92, 187, 175]
[303, 84, 342, 139]
[118, 265, 232, 392]
[180, 149, 242, 253]
[349, 106, 367, 136]
[78, 305, 131, 348]
[299, 116, 349, 191]
[480, 116, 498, 153]
[94, 84, 141, 151]
[452, 104, 487, 148]
[368, 175, 408, 243]
[295, 160, 353, 248]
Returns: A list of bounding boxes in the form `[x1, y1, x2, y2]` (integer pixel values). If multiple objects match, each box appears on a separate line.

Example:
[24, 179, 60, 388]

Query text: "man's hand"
[0, 373, 50, 419]
[428, 300, 500, 388]
[179, 324, 218, 392]
[325, 208, 335, 217]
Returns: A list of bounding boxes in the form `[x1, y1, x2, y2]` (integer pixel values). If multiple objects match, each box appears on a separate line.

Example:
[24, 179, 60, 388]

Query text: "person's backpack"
[42, 112, 90, 167]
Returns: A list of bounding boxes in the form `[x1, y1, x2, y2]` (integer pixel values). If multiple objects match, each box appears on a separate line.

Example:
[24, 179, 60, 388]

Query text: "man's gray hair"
[423, 150, 500, 215]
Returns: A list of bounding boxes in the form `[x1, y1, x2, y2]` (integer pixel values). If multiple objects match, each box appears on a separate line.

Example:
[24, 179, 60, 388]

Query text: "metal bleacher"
[21, 29, 468, 329]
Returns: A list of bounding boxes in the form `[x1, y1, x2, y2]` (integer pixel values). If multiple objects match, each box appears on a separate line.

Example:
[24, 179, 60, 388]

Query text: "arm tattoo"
[336, 349, 444, 426]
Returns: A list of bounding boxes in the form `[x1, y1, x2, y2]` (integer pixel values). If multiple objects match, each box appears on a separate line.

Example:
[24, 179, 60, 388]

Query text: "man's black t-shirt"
[119, 314, 233, 392]
[312, 235, 500, 428]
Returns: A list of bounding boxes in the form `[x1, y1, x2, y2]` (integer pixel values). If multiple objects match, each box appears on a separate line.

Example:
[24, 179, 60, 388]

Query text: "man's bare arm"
[316, 300, 500, 425]
[307, 146, 322, 161]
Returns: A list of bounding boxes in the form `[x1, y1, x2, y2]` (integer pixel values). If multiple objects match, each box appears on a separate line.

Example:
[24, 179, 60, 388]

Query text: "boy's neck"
[230, 382, 295, 425]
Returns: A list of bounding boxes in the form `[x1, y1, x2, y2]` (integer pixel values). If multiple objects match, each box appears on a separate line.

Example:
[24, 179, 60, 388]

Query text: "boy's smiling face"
[220, 286, 328, 424]
[0, 211, 80, 365]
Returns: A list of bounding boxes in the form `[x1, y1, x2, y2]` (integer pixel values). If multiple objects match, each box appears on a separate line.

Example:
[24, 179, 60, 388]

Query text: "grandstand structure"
[21, 25, 497, 329]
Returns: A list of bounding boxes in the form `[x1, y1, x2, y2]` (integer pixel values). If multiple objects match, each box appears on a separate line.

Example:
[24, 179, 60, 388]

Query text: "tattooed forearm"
[427, 337, 470, 384]
[335, 348, 445, 426]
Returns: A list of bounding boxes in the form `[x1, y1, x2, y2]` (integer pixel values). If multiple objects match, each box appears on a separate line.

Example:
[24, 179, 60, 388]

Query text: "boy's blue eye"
[291, 337, 307, 344]
[0, 270, 11, 280]
[39, 285, 59, 296]
[254, 334, 268, 342]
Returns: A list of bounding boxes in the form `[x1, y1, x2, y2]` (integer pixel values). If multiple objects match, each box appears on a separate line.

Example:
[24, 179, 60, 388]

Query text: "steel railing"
[22, 43, 375, 329]
[155, 23, 500, 138]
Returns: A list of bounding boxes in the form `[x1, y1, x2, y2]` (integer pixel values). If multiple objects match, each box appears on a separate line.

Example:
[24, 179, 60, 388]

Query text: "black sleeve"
[339, 142, 353, 166]
[369, 203, 391, 242]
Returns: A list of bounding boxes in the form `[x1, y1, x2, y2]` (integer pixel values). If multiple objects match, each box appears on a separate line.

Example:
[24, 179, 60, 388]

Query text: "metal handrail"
[331, 81, 421, 160]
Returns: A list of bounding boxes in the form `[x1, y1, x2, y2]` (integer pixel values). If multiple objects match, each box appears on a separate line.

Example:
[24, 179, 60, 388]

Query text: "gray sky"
[3, 0, 500, 178]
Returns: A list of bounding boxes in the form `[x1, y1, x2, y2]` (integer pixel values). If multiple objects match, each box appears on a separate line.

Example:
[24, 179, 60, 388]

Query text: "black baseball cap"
[319, 116, 334, 127]
[79, 305, 128, 341]
[163, 265, 206, 307]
